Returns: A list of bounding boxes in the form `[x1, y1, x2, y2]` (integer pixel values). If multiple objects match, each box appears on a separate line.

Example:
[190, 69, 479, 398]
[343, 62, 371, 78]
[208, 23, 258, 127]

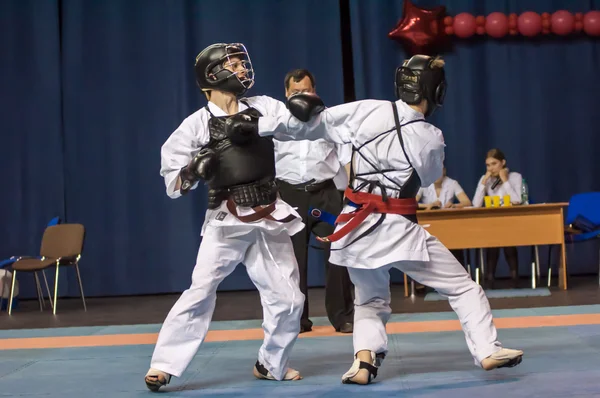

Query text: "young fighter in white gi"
[226, 54, 524, 385]
[144, 43, 305, 391]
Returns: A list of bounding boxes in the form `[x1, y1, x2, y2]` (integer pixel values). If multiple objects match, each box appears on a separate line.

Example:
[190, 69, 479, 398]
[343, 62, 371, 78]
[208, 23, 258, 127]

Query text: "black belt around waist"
[208, 178, 278, 209]
[277, 178, 335, 193]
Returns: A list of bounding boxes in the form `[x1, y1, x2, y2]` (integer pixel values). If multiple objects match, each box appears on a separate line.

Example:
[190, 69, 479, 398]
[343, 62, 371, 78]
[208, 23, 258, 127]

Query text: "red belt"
[317, 187, 417, 243]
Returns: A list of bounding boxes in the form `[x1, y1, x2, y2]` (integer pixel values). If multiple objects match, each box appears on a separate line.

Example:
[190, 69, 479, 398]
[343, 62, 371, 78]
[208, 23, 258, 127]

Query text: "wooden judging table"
[405, 203, 570, 295]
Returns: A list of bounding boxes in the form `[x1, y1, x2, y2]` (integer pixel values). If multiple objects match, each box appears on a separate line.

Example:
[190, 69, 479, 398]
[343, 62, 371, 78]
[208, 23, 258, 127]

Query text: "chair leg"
[547, 245, 553, 287]
[74, 263, 87, 312]
[534, 246, 541, 280]
[466, 249, 472, 279]
[8, 270, 17, 315]
[42, 271, 53, 309]
[479, 249, 486, 278]
[530, 246, 536, 289]
[34, 272, 44, 311]
[1, 274, 10, 312]
[53, 264, 60, 315]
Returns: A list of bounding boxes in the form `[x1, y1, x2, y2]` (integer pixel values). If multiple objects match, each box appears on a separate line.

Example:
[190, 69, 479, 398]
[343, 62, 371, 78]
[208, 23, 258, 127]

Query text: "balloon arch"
[389, 0, 600, 55]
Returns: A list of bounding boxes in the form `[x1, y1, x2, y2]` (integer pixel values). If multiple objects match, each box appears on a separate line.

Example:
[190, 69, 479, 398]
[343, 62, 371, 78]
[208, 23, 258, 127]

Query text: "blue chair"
[558, 192, 600, 285]
[546, 193, 600, 287]
[0, 217, 61, 311]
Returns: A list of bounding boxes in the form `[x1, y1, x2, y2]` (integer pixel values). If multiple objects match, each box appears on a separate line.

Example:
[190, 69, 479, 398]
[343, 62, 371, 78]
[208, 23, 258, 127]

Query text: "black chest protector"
[204, 103, 278, 209]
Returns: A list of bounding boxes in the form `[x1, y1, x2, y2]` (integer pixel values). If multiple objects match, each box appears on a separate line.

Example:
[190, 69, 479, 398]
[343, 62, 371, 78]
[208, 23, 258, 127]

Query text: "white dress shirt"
[417, 177, 465, 206]
[472, 171, 523, 207]
[273, 139, 351, 186]
[257, 99, 446, 269]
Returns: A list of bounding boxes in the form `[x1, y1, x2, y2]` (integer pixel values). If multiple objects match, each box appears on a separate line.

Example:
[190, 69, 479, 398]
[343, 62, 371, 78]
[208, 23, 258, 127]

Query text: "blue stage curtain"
[57, 0, 344, 296]
[0, 0, 66, 298]
[349, 0, 600, 277]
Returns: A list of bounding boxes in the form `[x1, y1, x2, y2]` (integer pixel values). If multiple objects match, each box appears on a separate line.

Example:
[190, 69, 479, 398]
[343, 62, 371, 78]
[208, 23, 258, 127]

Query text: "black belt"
[208, 178, 278, 209]
[277, 178, 334, 193]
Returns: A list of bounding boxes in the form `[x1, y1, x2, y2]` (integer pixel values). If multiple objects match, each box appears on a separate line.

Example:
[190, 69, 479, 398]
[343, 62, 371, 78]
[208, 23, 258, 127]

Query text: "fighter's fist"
[179, 148, 218, 194]
[286, 93, 325, 122]
[191, 148, 218, 180]
[224, 113, 259, 145]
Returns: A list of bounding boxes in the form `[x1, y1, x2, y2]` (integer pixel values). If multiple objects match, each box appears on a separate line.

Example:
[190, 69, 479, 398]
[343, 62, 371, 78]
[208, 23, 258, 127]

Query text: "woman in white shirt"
[416, 167, 472, 266]
[472, 149, 523, 288]
[416, 166, 472, 210]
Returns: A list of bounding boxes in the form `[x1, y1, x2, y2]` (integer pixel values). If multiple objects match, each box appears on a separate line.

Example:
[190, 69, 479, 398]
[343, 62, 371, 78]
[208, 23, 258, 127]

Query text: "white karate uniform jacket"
[160, 96, 305, 238]
[258, 99, 446, 269]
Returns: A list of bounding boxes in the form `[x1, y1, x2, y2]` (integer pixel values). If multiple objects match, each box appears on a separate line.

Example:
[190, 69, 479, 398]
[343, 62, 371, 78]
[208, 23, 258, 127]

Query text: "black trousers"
[486, 246, 519, 288]
[276, 179, 354, 330]
[451, 249, 466, 266]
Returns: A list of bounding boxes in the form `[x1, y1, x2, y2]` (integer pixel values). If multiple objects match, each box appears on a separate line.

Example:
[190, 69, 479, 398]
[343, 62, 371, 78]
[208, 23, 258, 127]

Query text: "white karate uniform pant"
[348, 234, 502, 367]
[150, 226, 305, 380]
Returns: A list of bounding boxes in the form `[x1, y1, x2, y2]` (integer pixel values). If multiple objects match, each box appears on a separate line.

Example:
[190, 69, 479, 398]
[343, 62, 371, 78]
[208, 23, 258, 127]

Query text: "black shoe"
[336, 322, 353, 333]
[300, 323, 313, 333]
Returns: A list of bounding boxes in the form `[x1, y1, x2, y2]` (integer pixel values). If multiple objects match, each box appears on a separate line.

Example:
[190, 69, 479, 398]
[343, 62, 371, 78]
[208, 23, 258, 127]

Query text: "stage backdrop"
[1, 0, 344, 299]
[349, 0, 600, 280]
[1, 0, 599, 300]
[0, 0, 67, 296]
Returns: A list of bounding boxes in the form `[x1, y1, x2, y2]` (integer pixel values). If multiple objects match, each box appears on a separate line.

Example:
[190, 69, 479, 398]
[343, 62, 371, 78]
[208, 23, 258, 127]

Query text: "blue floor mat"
[425, 288, 551, 301]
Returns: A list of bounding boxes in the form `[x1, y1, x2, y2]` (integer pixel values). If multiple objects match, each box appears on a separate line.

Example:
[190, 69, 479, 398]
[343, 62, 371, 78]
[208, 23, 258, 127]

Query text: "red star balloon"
[389, 0, 447, 55]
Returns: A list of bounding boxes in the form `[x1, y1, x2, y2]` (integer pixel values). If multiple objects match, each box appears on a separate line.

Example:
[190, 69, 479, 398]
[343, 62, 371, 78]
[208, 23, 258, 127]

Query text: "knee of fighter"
[281, 290, 304, 313]
[355, 296, 389, 308]
[454, 277, 483, 296]
[292, 291, 305, 310]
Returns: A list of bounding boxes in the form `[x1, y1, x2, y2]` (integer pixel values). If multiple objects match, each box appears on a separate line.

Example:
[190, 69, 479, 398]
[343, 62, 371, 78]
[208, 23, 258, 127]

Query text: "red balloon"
[542, 19, 551, 29]
[575, 21, 583, 32]
[583, 11, 600, 36]
[508, 14, 518, 29]
[388, 0, 447, 55]
[485, 12, 509, 38]
[517, 12, 542, 37]
[551, 10, 575, 35]
[454, 12, 477, 38]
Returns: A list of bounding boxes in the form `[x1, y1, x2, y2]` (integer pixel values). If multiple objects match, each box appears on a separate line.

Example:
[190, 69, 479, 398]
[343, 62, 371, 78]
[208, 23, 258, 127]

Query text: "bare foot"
[144, 369, 171, 392]
[253, 362, 302, 381]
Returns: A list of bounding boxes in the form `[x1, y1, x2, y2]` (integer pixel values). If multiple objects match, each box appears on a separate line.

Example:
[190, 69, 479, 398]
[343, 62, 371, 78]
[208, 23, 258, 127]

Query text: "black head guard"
[194, 43, 255, 97]
[395, 55, 446, 117]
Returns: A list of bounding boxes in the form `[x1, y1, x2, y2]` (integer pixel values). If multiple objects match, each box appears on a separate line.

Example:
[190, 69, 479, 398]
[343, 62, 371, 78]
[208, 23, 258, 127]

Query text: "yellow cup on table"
[484, 196, 492, 208]
[503, 195, 511, 206]
[492, 196, 501, 207]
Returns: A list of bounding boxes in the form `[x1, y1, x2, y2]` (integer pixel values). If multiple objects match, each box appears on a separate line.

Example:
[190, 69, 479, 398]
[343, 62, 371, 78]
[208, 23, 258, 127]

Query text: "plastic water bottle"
[521, 178, 529, 205]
